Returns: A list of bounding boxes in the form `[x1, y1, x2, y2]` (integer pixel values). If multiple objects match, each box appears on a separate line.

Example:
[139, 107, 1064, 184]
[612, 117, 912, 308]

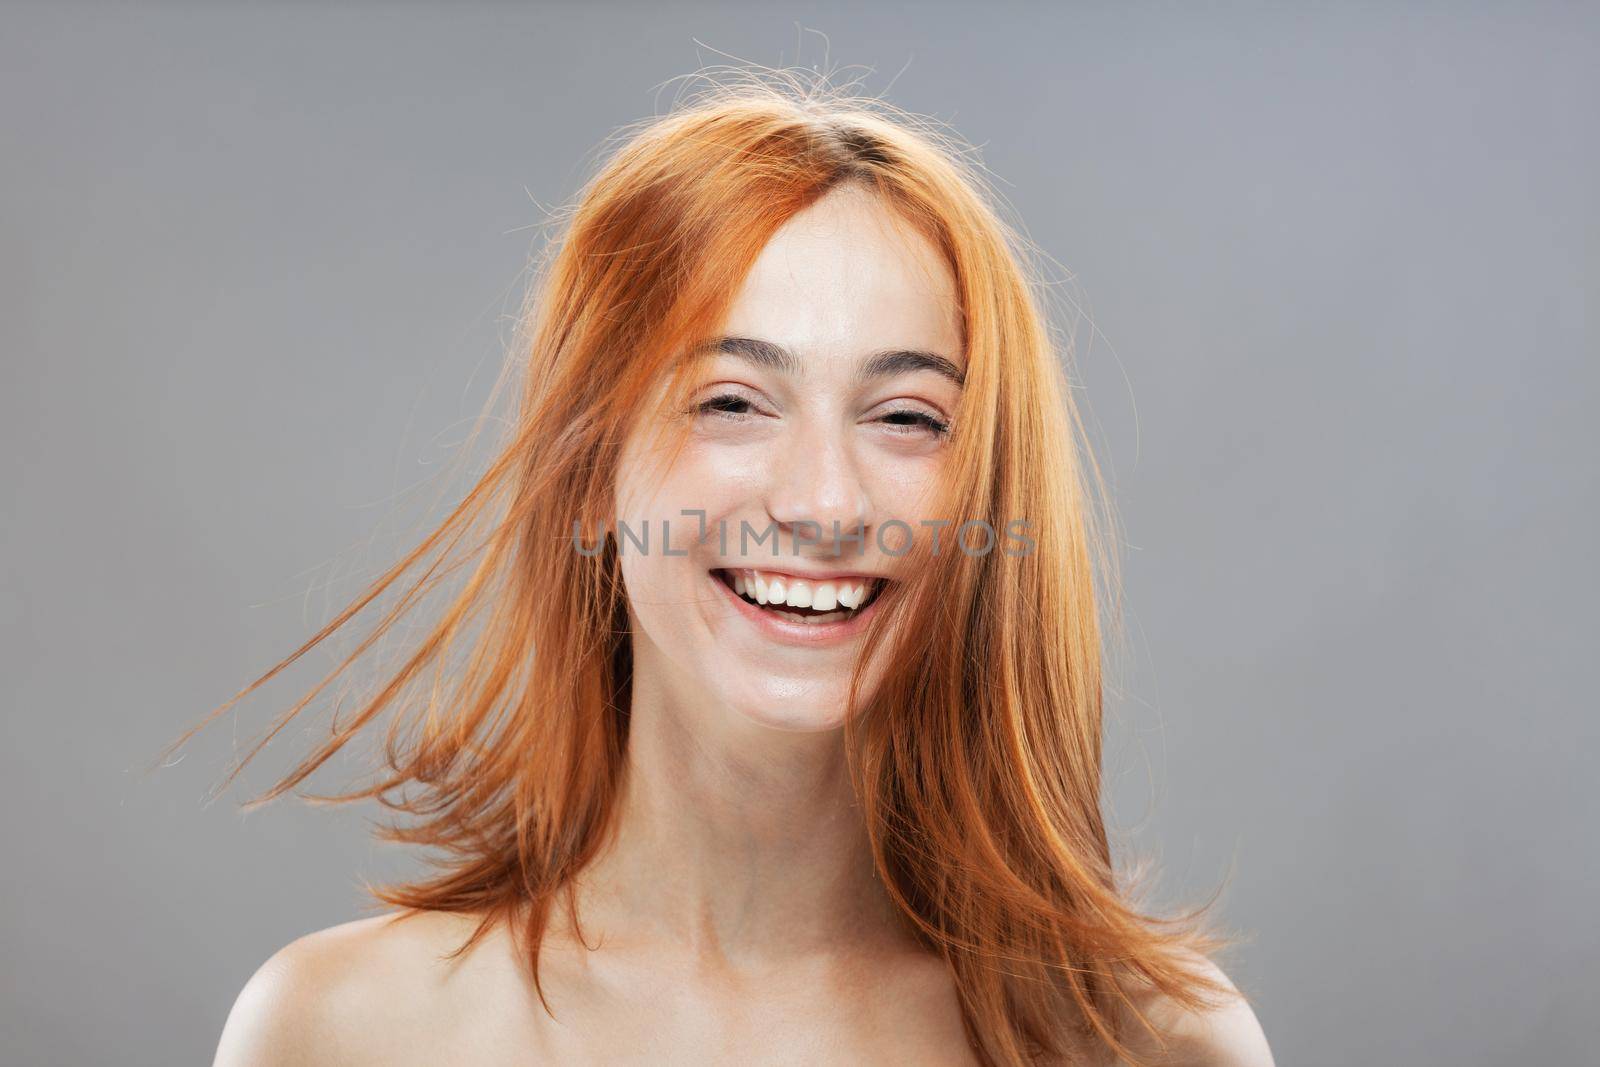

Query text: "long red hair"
[167, 69, 1239, 1065]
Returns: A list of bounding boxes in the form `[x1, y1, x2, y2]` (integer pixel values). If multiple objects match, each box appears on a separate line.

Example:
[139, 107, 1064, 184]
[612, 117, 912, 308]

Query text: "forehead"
[717, 185, 963, 374]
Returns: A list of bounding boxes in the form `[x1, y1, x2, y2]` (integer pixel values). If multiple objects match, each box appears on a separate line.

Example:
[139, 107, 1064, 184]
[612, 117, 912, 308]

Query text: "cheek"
[688, 442, 769, 504]
[652, 440, 767, 527]
[612, 450, 732, 611]
[859, 448, 949, 525]
[613, 534, 659, 632]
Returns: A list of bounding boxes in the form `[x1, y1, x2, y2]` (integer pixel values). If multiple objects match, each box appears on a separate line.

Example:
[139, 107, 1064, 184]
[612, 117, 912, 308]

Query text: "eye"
[875, 406, 951, 437]
[690, 389, 768, 423]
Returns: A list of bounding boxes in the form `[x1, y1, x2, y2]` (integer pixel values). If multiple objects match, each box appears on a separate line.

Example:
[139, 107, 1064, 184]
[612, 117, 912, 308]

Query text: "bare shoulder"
[212, 909, 513, 1067]
[1113, 952, 1276, 1067]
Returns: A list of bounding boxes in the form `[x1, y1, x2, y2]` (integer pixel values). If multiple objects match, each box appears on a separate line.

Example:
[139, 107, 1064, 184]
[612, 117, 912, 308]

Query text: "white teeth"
[723, 569, 879, 618]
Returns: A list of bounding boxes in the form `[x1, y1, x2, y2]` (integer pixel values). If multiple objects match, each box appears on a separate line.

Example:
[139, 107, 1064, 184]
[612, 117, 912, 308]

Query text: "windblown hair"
[169, 69, 1239, 1065]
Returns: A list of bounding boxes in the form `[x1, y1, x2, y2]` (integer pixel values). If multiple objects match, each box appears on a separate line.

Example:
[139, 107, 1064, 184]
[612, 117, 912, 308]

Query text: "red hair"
[167, 69, 1240, 1065]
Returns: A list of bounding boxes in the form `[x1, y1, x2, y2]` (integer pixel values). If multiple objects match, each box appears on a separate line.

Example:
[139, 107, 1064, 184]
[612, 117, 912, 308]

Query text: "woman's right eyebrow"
[691, 335, 802, 375]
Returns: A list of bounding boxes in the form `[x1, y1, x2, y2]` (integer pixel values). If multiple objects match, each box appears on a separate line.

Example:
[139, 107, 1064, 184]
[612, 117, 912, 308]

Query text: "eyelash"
[693, 393, 951, 437]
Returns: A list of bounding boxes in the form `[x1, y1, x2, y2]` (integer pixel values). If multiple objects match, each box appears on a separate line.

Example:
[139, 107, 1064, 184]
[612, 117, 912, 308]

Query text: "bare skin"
[212, 184, 1274, 1066]
[213, 908, 975, 1066]
[212, 906, 1271, 1066]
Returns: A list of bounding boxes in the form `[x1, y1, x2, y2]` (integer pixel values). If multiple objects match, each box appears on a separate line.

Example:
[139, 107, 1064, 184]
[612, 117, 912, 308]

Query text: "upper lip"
[711, 565, 892, 583]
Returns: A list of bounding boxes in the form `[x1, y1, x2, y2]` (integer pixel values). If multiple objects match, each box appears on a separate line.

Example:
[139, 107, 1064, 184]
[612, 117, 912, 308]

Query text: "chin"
[708, 631, 894, 734]
[720, 678, 856, 733]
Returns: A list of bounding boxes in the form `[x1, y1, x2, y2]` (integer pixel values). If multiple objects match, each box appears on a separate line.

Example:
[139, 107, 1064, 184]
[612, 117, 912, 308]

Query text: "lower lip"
[710, 571, 885, 648]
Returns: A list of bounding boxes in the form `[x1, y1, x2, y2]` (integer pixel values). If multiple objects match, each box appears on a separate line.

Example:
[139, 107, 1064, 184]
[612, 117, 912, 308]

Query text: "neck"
[563, 647, 915, 969]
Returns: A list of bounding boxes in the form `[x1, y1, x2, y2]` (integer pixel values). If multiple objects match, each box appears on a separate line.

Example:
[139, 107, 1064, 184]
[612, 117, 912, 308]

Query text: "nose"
[764, 424, 871, 554]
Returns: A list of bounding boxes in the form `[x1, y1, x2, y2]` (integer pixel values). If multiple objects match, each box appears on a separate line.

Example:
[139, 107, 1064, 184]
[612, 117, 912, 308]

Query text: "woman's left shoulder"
[1115, 952, 1276, 1067]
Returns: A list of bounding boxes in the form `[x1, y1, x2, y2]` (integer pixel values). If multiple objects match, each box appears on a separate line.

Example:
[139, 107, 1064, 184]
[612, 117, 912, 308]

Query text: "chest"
[488, 951, 984, 1066]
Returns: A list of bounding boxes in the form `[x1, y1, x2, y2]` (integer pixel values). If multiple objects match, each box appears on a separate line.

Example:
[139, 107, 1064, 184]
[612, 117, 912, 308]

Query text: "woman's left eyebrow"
[693, 335, 964, 387]
[855, 347, 965, 388]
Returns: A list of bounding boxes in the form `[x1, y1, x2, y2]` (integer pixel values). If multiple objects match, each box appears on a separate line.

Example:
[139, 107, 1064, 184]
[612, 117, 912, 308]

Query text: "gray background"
[3, 3, 1595, 1064]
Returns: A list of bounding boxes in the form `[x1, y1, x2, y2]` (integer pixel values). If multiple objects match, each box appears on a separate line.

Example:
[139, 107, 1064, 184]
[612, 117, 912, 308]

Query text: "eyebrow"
[692, 335, 965, 388]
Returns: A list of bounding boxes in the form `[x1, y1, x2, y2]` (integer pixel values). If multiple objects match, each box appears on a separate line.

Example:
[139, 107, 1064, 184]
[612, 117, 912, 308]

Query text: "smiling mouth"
[711, 568, 887, 626]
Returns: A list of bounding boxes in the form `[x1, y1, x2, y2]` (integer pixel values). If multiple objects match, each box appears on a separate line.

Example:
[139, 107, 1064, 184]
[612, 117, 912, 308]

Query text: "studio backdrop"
[2, 3, 1594, 1065]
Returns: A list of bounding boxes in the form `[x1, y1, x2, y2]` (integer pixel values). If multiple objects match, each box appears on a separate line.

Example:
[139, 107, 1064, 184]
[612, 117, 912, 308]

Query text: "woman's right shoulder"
[211, 909, 501, 1067]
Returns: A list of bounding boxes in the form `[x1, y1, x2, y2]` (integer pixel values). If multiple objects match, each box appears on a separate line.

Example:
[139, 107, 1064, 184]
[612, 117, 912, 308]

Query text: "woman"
[195, 74, 1274, 1066]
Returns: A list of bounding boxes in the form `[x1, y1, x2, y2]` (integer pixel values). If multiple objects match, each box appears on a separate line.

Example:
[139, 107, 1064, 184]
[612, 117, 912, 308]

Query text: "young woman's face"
[615, 183, 965, 732]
